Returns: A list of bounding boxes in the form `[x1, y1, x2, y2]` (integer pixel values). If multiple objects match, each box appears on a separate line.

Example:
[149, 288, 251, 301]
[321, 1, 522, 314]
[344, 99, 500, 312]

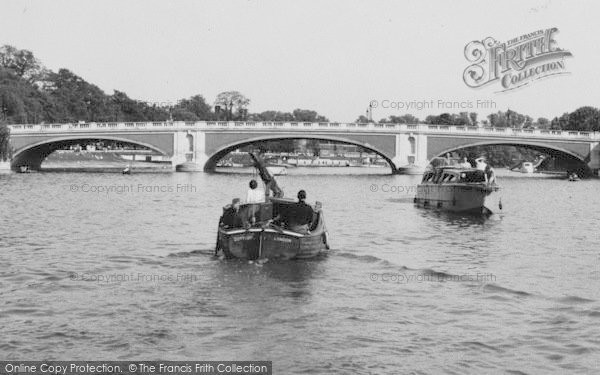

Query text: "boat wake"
[334, 251, 396, 266]
[167, 249, 215, 258]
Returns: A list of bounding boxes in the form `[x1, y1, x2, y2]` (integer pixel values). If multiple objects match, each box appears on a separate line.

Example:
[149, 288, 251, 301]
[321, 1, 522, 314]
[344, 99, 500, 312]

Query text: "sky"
[1, 0, 599, 122]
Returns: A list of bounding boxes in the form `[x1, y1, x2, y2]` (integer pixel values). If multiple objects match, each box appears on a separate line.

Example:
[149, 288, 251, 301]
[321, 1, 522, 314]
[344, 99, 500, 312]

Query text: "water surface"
[0, 169, 598, 374]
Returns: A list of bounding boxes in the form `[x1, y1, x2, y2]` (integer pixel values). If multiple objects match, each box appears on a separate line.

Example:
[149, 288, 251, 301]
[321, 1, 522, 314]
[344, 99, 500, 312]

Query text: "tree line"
[0, 45, 333, 158]
[0, 45, 330, 126]
[360, 108, 600, 132]
[1, 44, 600, 160]
[1, 44, 597, 130]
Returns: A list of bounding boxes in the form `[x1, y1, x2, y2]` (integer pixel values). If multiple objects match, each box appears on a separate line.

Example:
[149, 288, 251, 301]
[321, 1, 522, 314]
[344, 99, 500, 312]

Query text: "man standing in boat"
[475, 156, 487, 171]
[245, 179, 265, 225]
[246, 179, 265, 203]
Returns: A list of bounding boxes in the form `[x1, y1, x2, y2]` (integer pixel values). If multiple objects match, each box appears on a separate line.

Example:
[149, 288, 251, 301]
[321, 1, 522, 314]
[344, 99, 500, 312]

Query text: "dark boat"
[216, 153, 329, 260]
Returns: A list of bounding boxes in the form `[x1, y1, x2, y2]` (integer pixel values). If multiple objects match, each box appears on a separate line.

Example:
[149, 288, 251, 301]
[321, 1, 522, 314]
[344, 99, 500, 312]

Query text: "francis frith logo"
[463, 27, 572, 92]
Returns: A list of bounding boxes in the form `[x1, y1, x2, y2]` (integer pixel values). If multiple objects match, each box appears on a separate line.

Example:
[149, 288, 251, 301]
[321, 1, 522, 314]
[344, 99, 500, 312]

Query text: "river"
[0, 168, 598, 374]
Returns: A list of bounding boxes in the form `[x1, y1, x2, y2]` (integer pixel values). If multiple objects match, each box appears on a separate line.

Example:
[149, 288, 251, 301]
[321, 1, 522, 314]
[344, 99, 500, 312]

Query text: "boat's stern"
[219, 228, 262, 260]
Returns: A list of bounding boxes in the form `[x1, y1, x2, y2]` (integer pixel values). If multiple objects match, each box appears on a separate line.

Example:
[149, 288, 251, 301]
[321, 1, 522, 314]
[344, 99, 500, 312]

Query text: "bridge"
[6, 121, 600, 174]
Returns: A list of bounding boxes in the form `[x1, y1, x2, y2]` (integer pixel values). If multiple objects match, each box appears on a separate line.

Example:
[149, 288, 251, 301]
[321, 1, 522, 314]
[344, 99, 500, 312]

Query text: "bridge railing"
[7, 121, 600, 140]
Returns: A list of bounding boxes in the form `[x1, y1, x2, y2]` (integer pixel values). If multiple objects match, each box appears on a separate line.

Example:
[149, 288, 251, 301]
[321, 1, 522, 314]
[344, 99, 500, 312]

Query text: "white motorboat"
[520, 162, 534, 173]
[415, 166, 500, 214]
[266, 166, 287, 176]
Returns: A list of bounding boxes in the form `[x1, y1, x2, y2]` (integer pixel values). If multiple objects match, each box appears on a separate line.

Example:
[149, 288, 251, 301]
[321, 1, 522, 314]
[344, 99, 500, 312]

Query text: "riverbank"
[41, 150, 172, 173]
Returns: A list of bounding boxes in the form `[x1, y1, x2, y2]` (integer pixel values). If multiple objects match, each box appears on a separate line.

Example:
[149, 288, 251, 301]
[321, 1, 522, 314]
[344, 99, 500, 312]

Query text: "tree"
[458, 112, 470, 126]
[437, 113, 453, 125]
[172, 95, 213, 121]
[355, 115, 369, 123]
[214, 91, 250, 120]
[0, 123, 10, 161]
[0, 45, 44, 82]
[469, 112, 478, 127]
[385, 114, 419, 124]
[557, 112, 570, 129]
[536, 117, 549, 129]
[424, 115, 437, 124]
[252, 111, 294, 122]
[46, 69, 115, 122]
[567, 106, 600, 131]
[292, 109, 328, 122]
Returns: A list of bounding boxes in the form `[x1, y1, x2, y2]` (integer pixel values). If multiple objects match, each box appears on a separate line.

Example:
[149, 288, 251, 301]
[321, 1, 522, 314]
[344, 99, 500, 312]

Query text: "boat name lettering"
[233, 234, 255, 242]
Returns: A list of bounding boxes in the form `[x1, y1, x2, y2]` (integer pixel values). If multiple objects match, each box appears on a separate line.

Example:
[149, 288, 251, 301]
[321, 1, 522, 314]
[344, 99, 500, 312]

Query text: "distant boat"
[509, 157, 544, 174]
[397, 164, 426, 175]
[18, 166, 30, 173]
[291, 157, 351, 167]
[122, 166, 131, 174]
[520, 162, 534, 173]
[266, 165, 287, 176]
[414, 166, 500, 214]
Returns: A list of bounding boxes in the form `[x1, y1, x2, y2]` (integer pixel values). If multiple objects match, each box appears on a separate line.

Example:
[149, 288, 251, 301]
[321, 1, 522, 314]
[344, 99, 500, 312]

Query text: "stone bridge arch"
[428, 137, 591, 174]
[11, 135, 170, 170]
[203, 133, 398, 173]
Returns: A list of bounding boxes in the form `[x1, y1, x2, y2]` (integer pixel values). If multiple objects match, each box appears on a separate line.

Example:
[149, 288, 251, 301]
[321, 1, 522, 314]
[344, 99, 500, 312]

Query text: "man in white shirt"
[475, 156, 487, 171]
[246, 179, 265, 203]
[245, 179, 265, 225]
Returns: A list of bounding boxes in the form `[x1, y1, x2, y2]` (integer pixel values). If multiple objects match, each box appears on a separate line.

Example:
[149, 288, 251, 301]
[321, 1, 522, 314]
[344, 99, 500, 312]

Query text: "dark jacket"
[289, 201, 314, 226]
[220, 206, 242, 228]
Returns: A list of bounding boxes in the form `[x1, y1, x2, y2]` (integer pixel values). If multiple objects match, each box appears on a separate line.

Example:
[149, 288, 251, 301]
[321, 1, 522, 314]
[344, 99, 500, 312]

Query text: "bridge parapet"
[7, 121, 600, 140]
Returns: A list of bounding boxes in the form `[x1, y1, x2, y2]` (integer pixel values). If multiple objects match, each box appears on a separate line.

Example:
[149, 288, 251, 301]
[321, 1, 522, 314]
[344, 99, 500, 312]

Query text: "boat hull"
[520, 164, 534, 173]
[415, 183, 498, 213]
[218, 228, 327, 260]
[396, 164, 426, 175]
[217, 214, 328, 260]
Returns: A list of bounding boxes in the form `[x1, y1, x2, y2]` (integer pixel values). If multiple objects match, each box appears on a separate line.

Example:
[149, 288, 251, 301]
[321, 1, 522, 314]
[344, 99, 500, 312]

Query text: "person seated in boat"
[432, 168, 444, 183]
[287, 190, 314, 234]
[220, 198, 242, 228]
[484, 164, 496, 185]
[444, 153, 452, 166]
[459, 157, 472, 169]
[475, 156, 487, 171]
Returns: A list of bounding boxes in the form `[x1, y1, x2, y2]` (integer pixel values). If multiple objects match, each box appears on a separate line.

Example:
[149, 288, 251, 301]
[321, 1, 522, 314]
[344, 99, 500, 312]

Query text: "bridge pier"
[174, 129, 210, 172]
[392, 133, 429, 172]
[0, 160, 10, 172]
[589, 142, 600, 176]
